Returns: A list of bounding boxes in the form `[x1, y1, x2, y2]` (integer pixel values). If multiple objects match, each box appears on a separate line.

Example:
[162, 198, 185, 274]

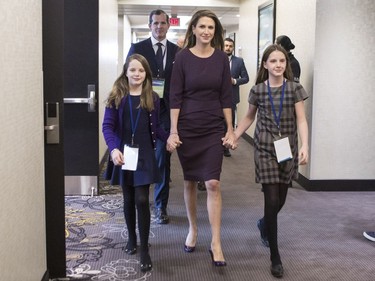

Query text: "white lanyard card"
[122, 144, 139, 171]
[152, 78, 165, 98]
[274, 137, 293, 163]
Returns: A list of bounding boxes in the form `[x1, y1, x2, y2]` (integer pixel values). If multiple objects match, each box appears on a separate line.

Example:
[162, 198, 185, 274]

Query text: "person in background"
[223, 37, 249, 157]
[176, 35, 185, 49]
[363, 231, 375, 242]
[102, 54, 168, 272]
[276, 35, 301, 83]
[127, 9, 179, 225]
[230, 44, 309, 278]
[167, 10, 234, 267]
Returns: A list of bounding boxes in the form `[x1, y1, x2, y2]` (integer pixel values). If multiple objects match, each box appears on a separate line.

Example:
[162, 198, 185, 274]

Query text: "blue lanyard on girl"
[128, 96, 141, 145]
[267, 79, 286, 137]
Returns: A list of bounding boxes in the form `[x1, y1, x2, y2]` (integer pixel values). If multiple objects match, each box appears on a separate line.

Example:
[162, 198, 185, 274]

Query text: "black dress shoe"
[271, 264, 284, 278]
[224, 149, 231, 157]
[123, 243, 137, 255]
[184, 244, 196, 253]
[140, 253, 153, 272]
[209, 249, 227, 267]
[155, 208, 169, 224]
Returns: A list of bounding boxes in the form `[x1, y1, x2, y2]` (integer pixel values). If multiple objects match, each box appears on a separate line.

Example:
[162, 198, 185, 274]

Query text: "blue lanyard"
[267, 80, 286, 137]
[128, 95, 141, 145]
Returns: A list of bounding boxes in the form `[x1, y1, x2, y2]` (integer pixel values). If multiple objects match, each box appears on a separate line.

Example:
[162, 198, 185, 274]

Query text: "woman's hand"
[167, 134, 182, 152]
[111, 149, 124, 166]
[222, 131, 237, 150]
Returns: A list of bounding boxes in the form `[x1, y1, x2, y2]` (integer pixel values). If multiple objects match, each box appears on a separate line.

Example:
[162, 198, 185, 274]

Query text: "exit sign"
[169, 17, 180, 26]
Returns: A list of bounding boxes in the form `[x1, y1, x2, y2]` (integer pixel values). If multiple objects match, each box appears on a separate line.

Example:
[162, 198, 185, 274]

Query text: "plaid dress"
[248, 81, 308, 184]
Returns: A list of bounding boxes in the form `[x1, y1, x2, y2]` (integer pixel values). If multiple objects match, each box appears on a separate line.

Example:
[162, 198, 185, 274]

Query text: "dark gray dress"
[170, 49, 232, 181]
[248, 81, 308, 184]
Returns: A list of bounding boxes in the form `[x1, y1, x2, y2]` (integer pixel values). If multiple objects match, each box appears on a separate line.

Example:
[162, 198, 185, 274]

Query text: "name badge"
[152, 78, 165, 98]
[274, 137, 293, 163]
[122, 144, 139, 171]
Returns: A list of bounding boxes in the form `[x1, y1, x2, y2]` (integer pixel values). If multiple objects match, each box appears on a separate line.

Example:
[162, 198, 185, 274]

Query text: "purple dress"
[170, 48, 232, 181]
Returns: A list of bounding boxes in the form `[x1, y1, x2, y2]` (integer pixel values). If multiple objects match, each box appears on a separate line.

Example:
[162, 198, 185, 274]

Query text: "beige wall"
[311, 0, 375, 179]
[99, 0, 119, 161]
[0, 1, 46, 280]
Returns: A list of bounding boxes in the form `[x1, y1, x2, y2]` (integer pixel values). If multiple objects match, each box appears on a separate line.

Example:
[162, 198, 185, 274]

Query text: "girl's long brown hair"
[105, 54, 155, 111]
[255, 44, 293, 85]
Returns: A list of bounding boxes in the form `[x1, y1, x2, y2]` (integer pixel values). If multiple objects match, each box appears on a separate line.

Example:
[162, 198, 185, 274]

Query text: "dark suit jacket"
[230, 55, 249, 104]
[127, 38, 178, 128]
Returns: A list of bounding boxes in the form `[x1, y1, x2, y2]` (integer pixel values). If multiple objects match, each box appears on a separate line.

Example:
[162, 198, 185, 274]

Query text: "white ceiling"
[118, 4, 240, 42]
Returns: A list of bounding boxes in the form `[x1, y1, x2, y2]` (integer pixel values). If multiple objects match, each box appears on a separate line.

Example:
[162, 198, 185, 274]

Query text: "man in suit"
[127, 9, 178, 224]
[223, 37, 249, 157]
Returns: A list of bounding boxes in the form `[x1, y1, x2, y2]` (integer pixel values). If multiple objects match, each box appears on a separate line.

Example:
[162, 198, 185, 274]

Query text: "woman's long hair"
[255, 44, 293, 85]
[184, 10, 224, 50]
[105, 54, 155, 111]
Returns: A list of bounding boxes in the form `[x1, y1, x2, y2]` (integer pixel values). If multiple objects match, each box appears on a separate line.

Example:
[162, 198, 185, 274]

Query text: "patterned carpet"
[65, 194, 156, 280]
[63, 138, 375, 281]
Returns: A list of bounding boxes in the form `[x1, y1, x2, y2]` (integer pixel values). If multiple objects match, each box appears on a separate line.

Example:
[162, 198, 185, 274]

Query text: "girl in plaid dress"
[232, 44, 309, 278]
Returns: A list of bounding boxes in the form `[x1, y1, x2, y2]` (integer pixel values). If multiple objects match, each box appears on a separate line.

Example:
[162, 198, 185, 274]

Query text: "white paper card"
[122, 145, 139, 171]
[152, 78, 165, 98]
[274, 137, 293, 163]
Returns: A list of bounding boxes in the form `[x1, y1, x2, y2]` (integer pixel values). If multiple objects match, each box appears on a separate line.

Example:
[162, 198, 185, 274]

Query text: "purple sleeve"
[169, 51, 185, 109]
[102, 105, 120, 153]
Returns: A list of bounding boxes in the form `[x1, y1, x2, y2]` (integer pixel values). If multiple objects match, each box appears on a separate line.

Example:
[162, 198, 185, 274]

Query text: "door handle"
[44, 124, 58, 131]
[45, 102, 60, 144]
[64, 84, 96, 112]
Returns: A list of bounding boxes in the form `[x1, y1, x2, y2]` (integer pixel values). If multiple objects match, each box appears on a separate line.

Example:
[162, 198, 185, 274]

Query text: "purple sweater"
[102, 93, 168, 154]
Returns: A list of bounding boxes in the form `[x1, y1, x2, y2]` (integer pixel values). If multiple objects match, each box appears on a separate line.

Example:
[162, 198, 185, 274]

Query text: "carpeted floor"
[64, 138, 375, 281]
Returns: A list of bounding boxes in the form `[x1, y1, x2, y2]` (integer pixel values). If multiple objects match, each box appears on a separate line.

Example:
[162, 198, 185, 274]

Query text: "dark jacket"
[230, 55, 249, 104]
[127, 38, 178, 128]
[102, 93, 168, 154]
[288, 53, 301, 83]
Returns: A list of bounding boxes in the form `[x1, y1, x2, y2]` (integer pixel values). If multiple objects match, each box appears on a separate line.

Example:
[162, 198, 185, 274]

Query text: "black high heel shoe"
[123, 243, 137, 255]
[209, 249, 227, 267]
[140, 253, 153, 272]
[184, 244, 196, 253]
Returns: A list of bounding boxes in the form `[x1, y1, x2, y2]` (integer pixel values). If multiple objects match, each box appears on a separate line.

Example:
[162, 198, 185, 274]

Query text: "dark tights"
[122, 184, 150, 258]
[262, 183, 289, 265]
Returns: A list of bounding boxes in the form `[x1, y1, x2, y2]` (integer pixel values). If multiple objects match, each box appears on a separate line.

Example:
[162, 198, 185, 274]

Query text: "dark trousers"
[154, 138, 171, 209]
[223, 103, 237, 134]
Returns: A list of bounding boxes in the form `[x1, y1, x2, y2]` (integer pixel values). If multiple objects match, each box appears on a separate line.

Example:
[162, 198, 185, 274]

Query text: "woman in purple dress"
[167, 10, 234, 266]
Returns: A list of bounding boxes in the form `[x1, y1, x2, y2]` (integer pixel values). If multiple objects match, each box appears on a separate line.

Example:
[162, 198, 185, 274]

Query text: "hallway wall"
[99, 0, 119, 161]
[311, 0, 375, 179]
[0, 1, 46, 280]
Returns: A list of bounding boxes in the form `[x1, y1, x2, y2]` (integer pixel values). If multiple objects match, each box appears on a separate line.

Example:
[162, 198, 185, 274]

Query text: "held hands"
[167, 133, 182, 152]
[111, 149, 124, 166]
[222, 131, 238, 150]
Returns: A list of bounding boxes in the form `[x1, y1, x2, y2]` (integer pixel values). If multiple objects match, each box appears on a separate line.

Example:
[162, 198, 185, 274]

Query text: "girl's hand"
[298, 146, 309, 165]
[222, 131, 236, 150]
[167, 134, 182, 152]
[230, 131, 241, 150]
[111, 149, 124, 166]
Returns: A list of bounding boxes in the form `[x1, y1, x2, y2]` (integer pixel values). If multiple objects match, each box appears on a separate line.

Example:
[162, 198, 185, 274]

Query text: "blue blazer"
[127, 38, 179, 124]
[230, 55, 249, 104]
